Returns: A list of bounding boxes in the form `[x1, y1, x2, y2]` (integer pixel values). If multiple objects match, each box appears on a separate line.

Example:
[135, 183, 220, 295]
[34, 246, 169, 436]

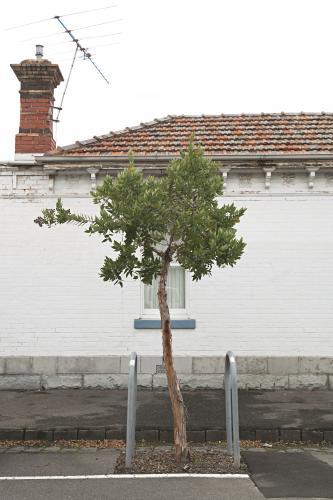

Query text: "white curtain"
[144, 266, 185, 309]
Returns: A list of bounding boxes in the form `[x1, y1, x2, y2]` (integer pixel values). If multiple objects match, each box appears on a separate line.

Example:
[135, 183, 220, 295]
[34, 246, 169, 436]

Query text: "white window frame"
[141, 264, 190, 319]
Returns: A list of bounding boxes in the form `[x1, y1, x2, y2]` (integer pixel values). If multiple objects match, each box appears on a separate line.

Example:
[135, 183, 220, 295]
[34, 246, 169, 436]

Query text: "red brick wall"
[15, 94, 55, 153]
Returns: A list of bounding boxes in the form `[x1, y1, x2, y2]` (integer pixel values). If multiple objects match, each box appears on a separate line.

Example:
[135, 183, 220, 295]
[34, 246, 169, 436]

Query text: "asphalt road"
[0, 449, 119, 476]
[0, 449, 264, 500]
[2, 447, 333, 499]
[0, 477, 263, 500]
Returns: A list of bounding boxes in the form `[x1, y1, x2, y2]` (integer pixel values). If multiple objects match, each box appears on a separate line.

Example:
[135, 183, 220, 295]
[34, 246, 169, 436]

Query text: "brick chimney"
[11, 45, 64, 159]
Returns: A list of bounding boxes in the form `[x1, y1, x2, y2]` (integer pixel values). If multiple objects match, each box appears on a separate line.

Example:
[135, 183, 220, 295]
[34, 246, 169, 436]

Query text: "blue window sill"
[134, 319, 196, 329]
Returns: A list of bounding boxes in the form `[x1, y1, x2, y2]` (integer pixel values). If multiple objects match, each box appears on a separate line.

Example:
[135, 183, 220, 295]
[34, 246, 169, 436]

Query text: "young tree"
[35, 143, 246, 462]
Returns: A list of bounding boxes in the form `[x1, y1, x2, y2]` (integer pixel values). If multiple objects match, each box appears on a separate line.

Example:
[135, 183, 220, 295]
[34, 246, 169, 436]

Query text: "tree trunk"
[157, 257, 189, 463]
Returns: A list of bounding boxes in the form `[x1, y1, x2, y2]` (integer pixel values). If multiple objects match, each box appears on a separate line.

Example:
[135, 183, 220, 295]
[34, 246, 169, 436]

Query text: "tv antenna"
[54, 15, 110, 84]
[5, 7, 116, 122]
[51, 13, 114, 122]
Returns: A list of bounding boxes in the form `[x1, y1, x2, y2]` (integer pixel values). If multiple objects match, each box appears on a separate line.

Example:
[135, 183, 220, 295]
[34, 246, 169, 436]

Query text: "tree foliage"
[35, 143, 246, 284]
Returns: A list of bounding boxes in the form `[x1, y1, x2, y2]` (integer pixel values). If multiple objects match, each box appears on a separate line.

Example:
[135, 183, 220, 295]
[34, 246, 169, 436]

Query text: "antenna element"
[54, 16, 110, 84]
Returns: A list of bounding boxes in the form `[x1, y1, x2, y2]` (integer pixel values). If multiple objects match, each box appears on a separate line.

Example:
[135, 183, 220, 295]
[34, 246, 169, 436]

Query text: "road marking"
[0, 473, 249, 481]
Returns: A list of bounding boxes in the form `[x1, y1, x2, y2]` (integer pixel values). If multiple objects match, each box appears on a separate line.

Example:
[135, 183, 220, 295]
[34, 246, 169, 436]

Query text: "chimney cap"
[10, 47, 64, 86]
[35, 44, 44, 60]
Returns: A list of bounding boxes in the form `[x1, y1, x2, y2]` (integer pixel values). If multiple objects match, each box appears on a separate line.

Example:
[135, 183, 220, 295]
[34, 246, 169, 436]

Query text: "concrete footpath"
[0, 389, 332, 442]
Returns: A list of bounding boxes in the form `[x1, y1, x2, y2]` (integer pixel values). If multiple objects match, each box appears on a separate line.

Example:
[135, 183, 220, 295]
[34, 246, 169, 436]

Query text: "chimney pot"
[35, 44, 44, 60]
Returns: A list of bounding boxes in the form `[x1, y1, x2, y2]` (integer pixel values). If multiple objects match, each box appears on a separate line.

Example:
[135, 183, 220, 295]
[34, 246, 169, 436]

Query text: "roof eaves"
[38, 152, 333, 164]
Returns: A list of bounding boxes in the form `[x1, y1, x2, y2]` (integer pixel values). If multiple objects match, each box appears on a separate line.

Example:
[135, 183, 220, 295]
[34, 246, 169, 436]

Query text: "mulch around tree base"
[115, 446, 247, 474]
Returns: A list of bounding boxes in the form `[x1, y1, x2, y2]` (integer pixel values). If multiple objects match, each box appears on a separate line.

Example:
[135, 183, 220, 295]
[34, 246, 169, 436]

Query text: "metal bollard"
[125, 352, 137, 469]
[225, 351, 240, 468]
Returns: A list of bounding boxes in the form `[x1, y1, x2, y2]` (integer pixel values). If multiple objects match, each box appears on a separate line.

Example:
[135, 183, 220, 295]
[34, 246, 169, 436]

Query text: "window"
[143, 266, 187, 316]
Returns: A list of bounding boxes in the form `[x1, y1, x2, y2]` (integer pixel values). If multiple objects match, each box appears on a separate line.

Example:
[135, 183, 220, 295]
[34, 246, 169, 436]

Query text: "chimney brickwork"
[11, 51, 63, 155]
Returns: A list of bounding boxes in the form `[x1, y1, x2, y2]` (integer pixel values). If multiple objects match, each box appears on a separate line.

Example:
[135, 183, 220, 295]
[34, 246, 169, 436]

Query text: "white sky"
[1, 0, 332, 160]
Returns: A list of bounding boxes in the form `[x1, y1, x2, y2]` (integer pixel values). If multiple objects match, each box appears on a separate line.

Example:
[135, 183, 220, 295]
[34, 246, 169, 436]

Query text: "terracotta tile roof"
[50, 113, 333, 157]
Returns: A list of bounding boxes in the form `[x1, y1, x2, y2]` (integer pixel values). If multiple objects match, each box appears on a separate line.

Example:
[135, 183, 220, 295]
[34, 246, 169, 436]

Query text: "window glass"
[144, 266, 185, 309]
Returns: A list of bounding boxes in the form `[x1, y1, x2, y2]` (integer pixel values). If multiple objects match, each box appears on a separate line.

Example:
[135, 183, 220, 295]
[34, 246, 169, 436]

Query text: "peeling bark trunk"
[157, 256, 189, 463]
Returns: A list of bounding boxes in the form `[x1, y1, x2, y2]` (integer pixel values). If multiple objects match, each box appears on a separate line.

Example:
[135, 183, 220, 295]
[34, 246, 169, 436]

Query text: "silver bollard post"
[225, 359, 233, 456]
[125, 352, 137, 469]
[225, 351, 240, 468]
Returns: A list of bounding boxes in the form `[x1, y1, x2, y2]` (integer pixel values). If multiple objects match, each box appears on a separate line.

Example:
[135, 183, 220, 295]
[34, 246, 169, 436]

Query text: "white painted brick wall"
[0, 171, 333, 357]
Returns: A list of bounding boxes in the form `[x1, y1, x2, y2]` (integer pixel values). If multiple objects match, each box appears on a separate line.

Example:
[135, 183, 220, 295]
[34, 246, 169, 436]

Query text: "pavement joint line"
[0, 473, 249, 481]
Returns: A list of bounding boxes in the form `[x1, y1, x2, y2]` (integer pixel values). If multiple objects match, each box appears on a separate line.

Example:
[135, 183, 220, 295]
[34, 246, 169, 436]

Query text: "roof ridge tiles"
[80, 138, 97, 145]
[180, 112, 333, 117]
[60, 142, 78, 151]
